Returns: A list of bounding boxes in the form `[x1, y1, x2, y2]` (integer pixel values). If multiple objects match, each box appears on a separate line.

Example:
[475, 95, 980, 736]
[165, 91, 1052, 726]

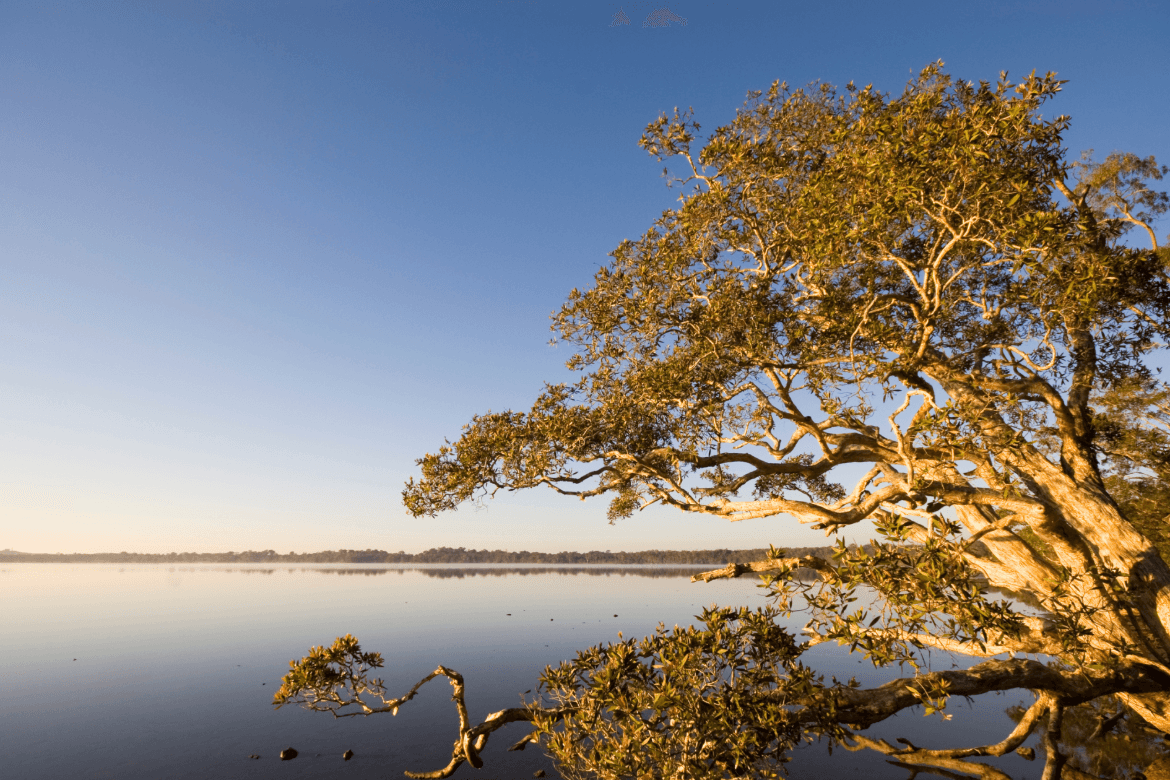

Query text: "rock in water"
[534, 771, 547, 778]
[248, 754, 260, 760]
[280, 747, 298, 761]
[343, 750, 354, 761]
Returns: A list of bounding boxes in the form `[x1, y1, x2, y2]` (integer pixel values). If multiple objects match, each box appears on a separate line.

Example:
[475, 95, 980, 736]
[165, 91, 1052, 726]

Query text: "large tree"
[277, 64, 1170, 779]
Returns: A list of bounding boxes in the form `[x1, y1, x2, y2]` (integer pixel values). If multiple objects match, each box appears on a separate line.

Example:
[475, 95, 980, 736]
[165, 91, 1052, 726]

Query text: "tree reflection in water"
[1006, 695, 1170, 780]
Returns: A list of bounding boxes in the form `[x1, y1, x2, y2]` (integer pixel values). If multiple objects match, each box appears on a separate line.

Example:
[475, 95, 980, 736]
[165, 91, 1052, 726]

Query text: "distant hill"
[0, 545, 847, 565]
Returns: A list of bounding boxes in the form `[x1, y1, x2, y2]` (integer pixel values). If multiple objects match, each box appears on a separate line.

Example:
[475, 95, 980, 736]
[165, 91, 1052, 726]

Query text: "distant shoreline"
[0, 545, 843, 565]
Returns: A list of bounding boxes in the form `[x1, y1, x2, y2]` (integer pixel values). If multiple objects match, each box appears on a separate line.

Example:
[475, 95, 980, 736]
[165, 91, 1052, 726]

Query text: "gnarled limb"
[803, 626, 1043, 658]
[843, 691, 1051, 773]
[791, 657, 1170, 729]
[691, 555, 833, 582]
[844, 733, 1015, 780]
[1118, 691, 1170, 733]
[403, 699, 578, 779]
[833, 691, 1128, 780]
[274, 636, 575, 779]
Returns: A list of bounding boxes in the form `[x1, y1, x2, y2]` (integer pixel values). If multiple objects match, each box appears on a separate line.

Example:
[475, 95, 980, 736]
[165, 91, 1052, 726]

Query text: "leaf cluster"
[272, 634, 392, 716]
[776, 527, 1026, 672]
[1094, 378, 1170, 558]
[534, 605, 845, 780]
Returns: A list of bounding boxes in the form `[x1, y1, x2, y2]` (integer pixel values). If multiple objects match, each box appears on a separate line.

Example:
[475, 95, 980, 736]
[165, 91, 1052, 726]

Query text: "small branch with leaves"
[272, 635, 574, 778]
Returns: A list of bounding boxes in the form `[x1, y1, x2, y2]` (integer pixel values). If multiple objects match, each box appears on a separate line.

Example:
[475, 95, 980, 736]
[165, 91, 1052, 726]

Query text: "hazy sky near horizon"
[3, 1, 1169, 554]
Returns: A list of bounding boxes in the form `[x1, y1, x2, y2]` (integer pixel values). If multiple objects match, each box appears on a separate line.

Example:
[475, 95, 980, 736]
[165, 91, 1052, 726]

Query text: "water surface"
[1, 564, 1043, 779]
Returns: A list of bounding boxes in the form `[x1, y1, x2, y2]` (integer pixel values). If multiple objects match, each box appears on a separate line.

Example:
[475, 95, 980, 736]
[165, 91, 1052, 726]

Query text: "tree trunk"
[1120, 693, 1170, 734]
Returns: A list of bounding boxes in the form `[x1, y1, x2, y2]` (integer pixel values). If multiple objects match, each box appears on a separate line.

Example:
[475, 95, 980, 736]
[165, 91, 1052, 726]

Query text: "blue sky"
[3, 1, 1168, 554]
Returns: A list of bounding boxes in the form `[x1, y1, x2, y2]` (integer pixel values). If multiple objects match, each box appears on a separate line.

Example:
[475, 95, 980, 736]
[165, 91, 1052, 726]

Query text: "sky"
[3, 0, 1169, 554]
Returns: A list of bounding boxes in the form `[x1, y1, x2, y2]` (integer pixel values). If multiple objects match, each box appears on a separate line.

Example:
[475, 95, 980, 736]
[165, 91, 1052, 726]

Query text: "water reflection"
[2, 562, 1036, 780]
[1006, 697, 1170, 779]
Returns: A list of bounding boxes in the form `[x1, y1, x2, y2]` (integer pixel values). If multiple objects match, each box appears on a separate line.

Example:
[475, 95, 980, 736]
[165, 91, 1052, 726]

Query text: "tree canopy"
[281, 64, 1170, 780]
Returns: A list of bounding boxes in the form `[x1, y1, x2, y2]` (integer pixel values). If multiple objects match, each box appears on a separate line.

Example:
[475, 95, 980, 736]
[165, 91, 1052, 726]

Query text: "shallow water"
[1, 563, 1043, 779]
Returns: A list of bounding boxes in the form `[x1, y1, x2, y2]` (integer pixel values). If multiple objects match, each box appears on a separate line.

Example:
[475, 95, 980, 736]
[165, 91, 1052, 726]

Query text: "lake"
[1, 563, 1045, 779]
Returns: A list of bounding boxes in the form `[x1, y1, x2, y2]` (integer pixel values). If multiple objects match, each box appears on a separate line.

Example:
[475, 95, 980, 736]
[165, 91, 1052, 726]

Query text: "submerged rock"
[343, 749, 354, 761]
[280, 747, 298, 761]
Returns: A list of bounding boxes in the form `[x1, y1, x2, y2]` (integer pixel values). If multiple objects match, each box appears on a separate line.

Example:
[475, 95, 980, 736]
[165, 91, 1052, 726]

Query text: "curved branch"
[792, 657, 1170, 729]
[275, 641, 575, 779]
[844, 733, 1015, 780]
[803, 625, 1048, 658]
[710, 483, 905, 526]
[404, 700, 577, 779]
[893, 691, 1053, 760]
[692, 554, 1061, 658]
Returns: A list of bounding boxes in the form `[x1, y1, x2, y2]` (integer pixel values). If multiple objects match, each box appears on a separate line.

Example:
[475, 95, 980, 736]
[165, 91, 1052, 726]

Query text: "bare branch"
[403, 698, 577, 779]
[691, 555, 833, 583]
[844, 733, 1015, 780]
[1039, 699, 1067, 780]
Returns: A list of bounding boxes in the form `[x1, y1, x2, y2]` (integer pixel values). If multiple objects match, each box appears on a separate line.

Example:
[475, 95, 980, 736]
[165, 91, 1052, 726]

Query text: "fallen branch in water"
[691, 555, 833, 583]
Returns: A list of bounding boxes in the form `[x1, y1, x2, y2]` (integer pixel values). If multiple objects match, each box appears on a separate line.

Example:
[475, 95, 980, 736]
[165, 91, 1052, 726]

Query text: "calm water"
[1, 564, 1043, 779]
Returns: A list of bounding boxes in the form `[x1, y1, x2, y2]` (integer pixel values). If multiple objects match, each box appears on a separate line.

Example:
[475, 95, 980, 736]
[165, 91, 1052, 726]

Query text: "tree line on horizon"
[0, 545, 843, 565]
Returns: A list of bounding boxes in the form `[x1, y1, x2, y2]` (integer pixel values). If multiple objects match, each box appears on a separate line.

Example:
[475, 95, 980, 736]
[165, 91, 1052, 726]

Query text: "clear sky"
[3, 1, 1168, 554]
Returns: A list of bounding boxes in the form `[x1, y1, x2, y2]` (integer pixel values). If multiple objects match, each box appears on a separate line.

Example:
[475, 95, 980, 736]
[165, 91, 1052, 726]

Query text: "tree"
[277, 64, 1170, 779]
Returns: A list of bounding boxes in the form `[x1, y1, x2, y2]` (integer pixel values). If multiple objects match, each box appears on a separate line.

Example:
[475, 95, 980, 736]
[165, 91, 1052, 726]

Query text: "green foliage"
[388, 62, 1170, 777]
[535, 606, 842, 780]
[403, 62, 1170, 528]
[789, 532, 1024, 668]
[1074, 151, 1168, 248]
[273, 634, 390, 715]
[1093, 378, 1170, 558]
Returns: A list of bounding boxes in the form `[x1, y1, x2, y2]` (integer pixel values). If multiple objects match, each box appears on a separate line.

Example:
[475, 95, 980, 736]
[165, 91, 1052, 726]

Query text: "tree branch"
[844, 733, 1015, 780]
[404, 700, 577, 779]
[691, 555, 833, 583]
[791, 658, 1170, 729]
